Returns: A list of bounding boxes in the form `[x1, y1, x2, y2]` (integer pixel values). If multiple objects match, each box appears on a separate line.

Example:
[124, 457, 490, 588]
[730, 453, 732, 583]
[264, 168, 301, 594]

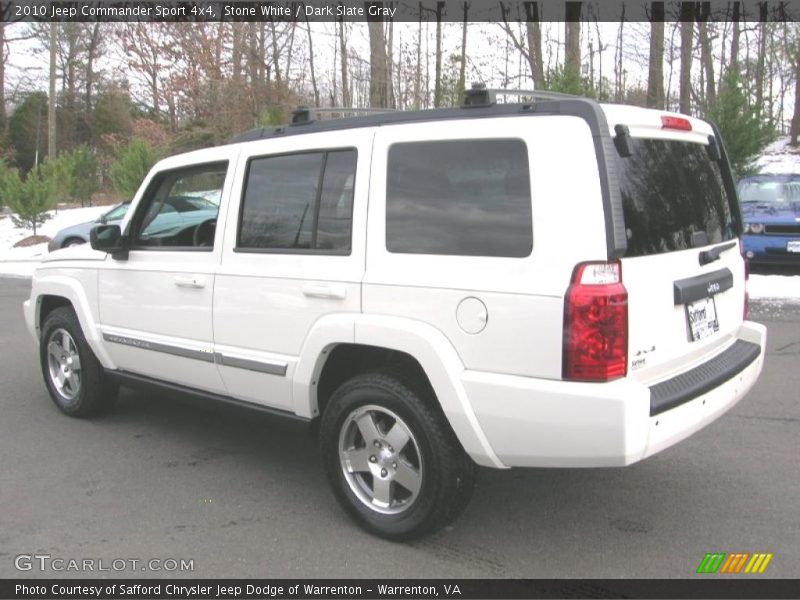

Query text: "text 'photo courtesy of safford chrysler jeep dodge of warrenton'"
[24, 90, 765, 540]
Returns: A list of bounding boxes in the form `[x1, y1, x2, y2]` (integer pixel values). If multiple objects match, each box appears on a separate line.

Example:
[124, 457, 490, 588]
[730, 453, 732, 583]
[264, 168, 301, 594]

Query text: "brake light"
[661, 115, 692, 131]
[740, 239, 750, 319]
[563, 261, 628, 382]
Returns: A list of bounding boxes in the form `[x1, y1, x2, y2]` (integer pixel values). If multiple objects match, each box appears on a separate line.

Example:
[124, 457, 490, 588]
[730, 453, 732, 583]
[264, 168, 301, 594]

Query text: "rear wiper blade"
[699, 241, 738, 266]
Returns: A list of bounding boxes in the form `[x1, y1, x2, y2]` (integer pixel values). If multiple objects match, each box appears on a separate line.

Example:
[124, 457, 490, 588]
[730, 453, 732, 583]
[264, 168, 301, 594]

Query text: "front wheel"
[40, 306, 118, 417]
[320, 373, 475, 540]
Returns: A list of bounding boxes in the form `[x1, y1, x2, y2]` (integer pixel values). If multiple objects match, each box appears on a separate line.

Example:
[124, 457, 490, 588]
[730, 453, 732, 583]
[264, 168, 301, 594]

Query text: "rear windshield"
[617, 138, 736, 257]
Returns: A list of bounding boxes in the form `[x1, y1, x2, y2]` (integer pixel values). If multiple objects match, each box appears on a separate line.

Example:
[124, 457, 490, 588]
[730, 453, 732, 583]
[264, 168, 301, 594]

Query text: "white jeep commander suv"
[24, 89, 766, 540]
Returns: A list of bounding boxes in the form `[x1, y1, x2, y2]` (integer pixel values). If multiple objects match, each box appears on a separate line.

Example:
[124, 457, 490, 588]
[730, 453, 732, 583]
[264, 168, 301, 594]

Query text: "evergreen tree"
[110, 138, 158, 200]
[69, 145, 100, 205]
[3, 165, 56, 236]
[707, 71, 774, 177]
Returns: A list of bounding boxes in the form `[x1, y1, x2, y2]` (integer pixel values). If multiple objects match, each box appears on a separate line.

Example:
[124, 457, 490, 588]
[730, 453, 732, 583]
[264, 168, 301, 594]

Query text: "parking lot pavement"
[1, 276, 798, 579]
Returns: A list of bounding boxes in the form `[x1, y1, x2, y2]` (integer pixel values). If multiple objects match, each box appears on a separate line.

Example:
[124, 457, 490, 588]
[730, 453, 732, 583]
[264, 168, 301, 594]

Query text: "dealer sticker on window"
[788, 240, 800, 253]
[687, 296, 720, 342]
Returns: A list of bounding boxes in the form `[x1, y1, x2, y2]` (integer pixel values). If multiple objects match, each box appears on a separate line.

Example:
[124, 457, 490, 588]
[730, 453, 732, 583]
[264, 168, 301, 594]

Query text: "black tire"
[320, 372, 475, 541]
[39, 306, 118, 417]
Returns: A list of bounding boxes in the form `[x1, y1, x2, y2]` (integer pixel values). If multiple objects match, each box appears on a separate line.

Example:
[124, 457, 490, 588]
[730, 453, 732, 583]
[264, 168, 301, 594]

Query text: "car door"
[97, 150, 237, 394]
[213, 130, 372, 413]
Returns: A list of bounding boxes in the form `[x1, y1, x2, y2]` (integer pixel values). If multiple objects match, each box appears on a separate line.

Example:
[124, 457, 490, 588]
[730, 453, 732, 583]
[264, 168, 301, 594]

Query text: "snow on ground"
[749, 273, 800, 304]
[752, 136, 800, 174]
[0, 206, 798, 304]
[0, 206, 108, 276]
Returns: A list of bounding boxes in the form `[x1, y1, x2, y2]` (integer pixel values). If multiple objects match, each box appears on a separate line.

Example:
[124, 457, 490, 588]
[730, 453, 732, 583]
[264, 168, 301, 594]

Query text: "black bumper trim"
[649, 340, 761, 416]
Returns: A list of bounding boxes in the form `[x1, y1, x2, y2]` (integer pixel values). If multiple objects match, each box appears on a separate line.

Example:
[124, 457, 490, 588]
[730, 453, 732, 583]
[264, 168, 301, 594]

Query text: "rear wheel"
[320, 372, 475, 540]
[40, 307, 118, 417]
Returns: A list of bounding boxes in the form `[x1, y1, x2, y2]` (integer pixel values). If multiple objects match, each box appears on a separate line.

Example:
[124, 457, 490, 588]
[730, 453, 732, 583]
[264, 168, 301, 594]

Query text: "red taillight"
[661, 115, 692, 131]
[563, 261, 628, 382]
[740, 239, 750, 319]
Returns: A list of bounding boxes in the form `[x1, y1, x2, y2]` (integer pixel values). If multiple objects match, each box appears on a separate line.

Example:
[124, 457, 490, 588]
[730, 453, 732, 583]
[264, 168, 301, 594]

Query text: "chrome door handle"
[302, 283, 347, 300]
[174, 275, 206, 289]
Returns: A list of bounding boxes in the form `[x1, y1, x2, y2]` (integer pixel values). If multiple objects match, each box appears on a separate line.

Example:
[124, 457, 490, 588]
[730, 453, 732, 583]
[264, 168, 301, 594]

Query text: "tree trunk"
[434, 1, 444, 107]
[339, 18, 350, 107]
[304, 20, 320, 107]
[729, 1, 740, 74]
[698, 11, 715, 111]
[367, 3, 390, 108]
[48, 23, 57, 160]
[790, 38, 800, 146]
[564, 3, 582, 79]
[525, 2, 545, 89]
[755, 4, 767, 116]
[646, 2, 665, 108]
[457, 2, 468, 98]
[414, 4, 422, 108]
[85, 23, 101, 111]
[679, 3, 694, 114]
[0, 22, 5, 132]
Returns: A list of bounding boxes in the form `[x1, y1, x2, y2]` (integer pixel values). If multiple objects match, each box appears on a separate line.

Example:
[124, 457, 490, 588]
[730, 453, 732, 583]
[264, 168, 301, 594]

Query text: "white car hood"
[42, 244, 108, 263]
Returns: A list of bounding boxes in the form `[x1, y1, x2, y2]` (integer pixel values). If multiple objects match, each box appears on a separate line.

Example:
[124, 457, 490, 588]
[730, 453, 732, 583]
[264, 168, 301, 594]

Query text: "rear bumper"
[463, 321, 766, 468]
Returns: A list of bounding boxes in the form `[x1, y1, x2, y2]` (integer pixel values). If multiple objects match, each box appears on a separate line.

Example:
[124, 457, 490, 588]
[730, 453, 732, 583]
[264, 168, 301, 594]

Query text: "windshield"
[617, 138, 736, 257]
[737, 178, 800, 206]
[101, 203, 129, 222]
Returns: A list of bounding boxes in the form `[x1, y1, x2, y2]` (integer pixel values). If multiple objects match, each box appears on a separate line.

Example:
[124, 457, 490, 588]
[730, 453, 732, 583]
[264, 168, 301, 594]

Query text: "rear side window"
[238, 149, 357, 253]
[617, 139, 736, 257]
[386, 139, 532, 257]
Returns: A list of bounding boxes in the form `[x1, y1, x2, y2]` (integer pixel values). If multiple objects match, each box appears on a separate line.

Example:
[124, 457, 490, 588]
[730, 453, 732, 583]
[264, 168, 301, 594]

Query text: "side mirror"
[90, 224, 127, 260]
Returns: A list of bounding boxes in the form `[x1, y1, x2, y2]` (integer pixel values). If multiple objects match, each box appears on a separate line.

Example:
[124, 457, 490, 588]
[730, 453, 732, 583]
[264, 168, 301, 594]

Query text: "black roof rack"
[229, 83, 586, 144]
[291, 106, 398, 125]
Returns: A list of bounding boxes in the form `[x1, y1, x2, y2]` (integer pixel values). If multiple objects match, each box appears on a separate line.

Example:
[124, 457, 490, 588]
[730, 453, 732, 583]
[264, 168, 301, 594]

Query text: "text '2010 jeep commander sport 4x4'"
[24, 89, 766, 540]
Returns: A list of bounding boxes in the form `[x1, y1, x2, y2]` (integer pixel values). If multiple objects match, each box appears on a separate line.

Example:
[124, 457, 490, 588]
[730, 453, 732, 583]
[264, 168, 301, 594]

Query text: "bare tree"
[499, 2, 544, 89]
[729, 1, 740, 73]
[366, 2, 390, 108]
[646, 2, 665, 108]
[303, 19, 319, 107]
[339, 16, 351, 107]
[564, 2, 582, 79]
[698, 5, 716, 110]
[679, 2, 694, 114]
[457, 2, 469, 97]
[434, 1, 444, 107]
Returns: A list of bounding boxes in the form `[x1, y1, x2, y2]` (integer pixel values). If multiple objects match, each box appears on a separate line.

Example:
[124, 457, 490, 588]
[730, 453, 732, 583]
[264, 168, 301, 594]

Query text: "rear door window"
[385, 139, 532, 257]
[617, 139, 736, 257]
[238, 149, 357, 254]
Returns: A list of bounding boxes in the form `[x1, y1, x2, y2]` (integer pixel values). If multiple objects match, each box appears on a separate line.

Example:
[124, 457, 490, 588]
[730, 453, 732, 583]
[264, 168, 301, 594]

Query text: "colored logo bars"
[696, 552, 773, 574]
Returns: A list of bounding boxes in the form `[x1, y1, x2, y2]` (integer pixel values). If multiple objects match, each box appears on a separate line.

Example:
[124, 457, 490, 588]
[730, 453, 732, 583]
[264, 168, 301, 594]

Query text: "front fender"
[29, 270, 117, 370]
[293, 313, 504, 468]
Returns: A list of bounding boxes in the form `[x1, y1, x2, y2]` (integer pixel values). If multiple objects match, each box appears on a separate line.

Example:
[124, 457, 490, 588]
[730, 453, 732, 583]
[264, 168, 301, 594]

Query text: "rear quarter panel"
[364, 115, 607, 379]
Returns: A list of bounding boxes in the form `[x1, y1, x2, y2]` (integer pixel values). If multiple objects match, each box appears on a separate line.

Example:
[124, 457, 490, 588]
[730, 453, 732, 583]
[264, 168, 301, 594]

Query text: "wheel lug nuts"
[381, 468, 388, 477]
[373, 440, 381, 448]
[369, 455, 377, 463]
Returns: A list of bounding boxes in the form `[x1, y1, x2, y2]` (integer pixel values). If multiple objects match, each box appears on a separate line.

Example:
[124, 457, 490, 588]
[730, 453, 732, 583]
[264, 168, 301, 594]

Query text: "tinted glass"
[135, 163, 226, 248]
[316, 151, 357, 252]
[386, 139, 532, 257]
[239, 150, 356, 253]
[617, 139, 735, 257]
[103, 203, 129, 222]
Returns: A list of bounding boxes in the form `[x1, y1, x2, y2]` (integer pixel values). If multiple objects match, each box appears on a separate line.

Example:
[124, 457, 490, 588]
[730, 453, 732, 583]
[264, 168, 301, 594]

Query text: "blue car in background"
[737, 173, 800, 266]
